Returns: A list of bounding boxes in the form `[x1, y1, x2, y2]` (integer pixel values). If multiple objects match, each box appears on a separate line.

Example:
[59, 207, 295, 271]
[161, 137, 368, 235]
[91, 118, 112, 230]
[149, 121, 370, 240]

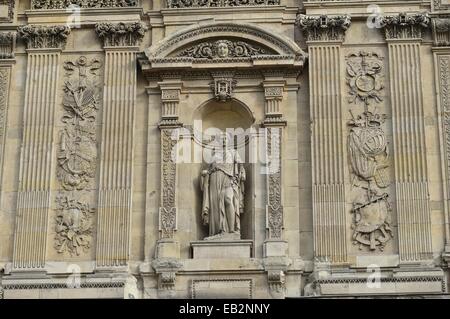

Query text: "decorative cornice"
[166, 0, 279, 8]
[379, 12, 430, 40]
[296, 14, 351, 42]
[95, 22, 147, 47]
[17, 25, 70, 50]
[31, 0, 138, 10]
[0, 32, 15, 59]
[432, 17, 450, 46]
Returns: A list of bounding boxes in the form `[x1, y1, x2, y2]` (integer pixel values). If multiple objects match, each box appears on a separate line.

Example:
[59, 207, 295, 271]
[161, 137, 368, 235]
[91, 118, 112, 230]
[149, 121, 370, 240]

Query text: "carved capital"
[17, 25, 70, 50]
[151, 258, 182, 290]
[0, 32, 15, 59]
[432, 17, 450, 46]
[267, 270, 285, 294]
[31, 0, 137, 9]
[95, 22, 147, 47]
[166, 0, 280, 8]
[380, 12, 430, 40]
[296, 14, 351, 42]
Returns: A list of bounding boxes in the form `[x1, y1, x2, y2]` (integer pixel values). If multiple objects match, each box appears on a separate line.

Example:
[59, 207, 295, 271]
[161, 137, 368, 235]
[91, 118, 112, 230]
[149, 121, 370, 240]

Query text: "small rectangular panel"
[191, 279, 252, 299]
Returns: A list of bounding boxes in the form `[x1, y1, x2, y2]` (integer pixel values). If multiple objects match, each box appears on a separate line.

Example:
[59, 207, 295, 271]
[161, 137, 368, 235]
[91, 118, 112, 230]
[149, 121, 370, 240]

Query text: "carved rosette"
[57, 56, 101, 191]
[17, 25, 70, 49]
[95, 22, 147, 47]
[177, 40, 272, 59]
[0, 32, 15, 59]
[296, 14, 351, 42]
[347, 52, 393, 252]
[432, 18, 450, 47]
[266, 127, 283, 239]
[160, 129, 178, 239]
[166, 0, 279, 8]
[380, 13, 430, 40]
[54, 195, 95, 256]
[31, 0, 137, 9]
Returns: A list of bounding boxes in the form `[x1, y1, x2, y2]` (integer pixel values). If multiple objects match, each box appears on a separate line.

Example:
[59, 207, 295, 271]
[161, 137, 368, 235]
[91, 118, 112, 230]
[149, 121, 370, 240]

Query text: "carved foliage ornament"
[267, 127, 283, 239]
[177, 40, 272, 59]
[346, 51, 384, 106]
[0, 68, 9, 159]
[296, 14, 351, 42]
[167, 0, 279, 8]
[54, 196, 94, 256]
[160, 129, 177, 238]
[17, 25, 70, 49]
[95, 22, 147, 47]
[58, 56, 101, 191]
[380, 13, 430, 40]
[31, 0, 137, 9]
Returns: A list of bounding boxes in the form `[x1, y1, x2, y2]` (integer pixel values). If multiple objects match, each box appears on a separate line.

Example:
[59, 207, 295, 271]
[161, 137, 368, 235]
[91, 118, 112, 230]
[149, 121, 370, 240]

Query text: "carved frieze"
[166, 0, 279, 8]
[31, 0, 137, 9]
[17, 25, 70, 49]
[432, 18, 450, 46]
[58, 56, 101, 191]
[380, 13, 430, 40]
[160, 129, 178, 238]
[346, 51, 384, 106]
[0, 32, 15, 59]
[54, 195, 95, 256]
[176, 40, 272, 59]
[296, 14, 351, 42]
[95, 22, 147, 47]
[0, 0, 14, 23]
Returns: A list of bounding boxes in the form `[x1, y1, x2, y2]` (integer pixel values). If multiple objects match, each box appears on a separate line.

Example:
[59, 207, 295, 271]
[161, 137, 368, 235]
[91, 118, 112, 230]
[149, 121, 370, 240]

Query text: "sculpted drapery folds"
[201, 134, 246, 240]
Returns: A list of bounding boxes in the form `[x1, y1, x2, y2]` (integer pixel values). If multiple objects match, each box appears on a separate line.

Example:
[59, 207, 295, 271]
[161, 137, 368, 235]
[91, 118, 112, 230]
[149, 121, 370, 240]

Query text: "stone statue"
[200, 134, 246, 240]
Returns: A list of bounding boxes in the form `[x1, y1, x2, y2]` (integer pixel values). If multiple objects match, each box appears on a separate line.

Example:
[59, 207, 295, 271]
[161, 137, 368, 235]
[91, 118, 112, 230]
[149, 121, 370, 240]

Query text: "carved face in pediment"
[170, 38, 276, 59]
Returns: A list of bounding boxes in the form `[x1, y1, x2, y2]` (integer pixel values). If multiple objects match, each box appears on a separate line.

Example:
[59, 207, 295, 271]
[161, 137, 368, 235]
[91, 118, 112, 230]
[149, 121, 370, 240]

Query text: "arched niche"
[190, 98, 257, 242]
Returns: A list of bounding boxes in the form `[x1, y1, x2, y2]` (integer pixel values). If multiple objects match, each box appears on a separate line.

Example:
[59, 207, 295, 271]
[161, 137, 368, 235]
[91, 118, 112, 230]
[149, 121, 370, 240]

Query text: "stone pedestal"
[191, 240, 253, 259]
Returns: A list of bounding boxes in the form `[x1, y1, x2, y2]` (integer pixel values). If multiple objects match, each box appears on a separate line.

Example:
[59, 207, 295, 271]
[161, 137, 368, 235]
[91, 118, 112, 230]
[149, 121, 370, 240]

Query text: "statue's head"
[216, 40, 230, 58]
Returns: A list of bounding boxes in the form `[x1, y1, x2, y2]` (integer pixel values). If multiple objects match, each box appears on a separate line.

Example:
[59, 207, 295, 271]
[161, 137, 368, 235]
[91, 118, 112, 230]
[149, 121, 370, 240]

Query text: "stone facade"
[0, 0, 449, 299]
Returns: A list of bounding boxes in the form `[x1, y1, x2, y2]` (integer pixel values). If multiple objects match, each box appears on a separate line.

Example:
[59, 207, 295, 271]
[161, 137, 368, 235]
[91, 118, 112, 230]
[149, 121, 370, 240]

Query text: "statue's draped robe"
[201, 149, 245, 236]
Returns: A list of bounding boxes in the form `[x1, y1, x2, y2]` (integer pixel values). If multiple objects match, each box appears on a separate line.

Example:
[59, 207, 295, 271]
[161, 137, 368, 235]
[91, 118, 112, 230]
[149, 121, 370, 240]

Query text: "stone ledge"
[191, 240, 253, 259]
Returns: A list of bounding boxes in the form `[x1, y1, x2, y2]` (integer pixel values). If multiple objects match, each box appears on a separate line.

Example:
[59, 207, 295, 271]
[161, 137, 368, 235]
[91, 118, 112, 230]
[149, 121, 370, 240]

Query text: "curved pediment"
[142, 22, 307, 71]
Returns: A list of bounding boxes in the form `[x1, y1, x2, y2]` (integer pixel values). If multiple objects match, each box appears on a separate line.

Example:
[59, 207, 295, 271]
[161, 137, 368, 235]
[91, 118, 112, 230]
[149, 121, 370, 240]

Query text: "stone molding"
[0, 0, 14, 22]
